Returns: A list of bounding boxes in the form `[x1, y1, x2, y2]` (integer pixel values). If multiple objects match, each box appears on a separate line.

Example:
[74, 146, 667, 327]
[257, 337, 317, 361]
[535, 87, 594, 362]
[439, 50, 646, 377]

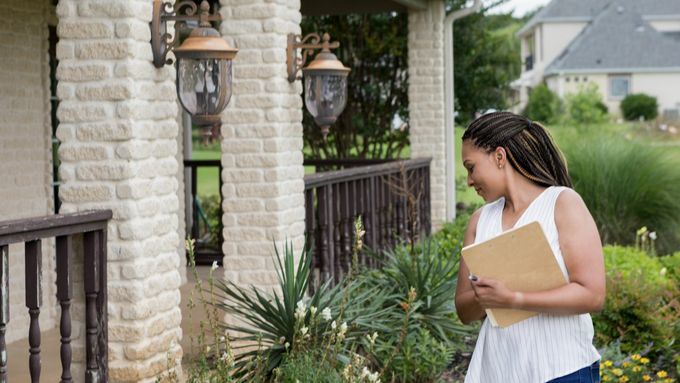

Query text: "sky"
[488, 0, 551, 17]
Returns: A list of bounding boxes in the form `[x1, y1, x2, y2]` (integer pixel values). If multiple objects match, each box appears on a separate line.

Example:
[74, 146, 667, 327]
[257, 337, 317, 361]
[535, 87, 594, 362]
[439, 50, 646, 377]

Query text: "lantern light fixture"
[287, 33, 350, 139]
[151, 0, 238, 126]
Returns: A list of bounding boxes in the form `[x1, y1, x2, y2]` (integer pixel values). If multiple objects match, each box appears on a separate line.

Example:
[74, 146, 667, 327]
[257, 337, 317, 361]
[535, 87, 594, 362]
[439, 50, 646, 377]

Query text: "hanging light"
[287, 33, 350, 139]
[151, 0, 238, 126]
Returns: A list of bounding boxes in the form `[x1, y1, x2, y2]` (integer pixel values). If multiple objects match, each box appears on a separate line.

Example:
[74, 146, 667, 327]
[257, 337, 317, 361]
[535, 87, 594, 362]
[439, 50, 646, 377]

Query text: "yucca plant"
[211, 241, 391, 380]
[561, 135, 680, 254]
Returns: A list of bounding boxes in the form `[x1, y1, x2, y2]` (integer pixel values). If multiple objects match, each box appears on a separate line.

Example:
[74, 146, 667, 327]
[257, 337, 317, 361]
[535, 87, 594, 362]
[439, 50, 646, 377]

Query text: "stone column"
[55, 0, 182, 381]
[218, 0, 306, 292]
[408, 1, 447, 230]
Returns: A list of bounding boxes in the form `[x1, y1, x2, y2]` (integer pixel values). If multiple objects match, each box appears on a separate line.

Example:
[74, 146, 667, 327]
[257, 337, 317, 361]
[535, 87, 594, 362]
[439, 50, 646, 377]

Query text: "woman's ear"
[494, 147, 506, 169]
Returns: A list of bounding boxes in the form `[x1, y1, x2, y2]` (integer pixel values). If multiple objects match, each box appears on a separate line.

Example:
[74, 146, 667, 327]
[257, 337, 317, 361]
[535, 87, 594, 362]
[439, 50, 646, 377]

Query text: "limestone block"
[76, 81, 134, 101]
[58, 143, 111, 161]
[57, 62, 112, 82]
[117, 218, 155, 240]
[221, 19, 263, 35]
[116, 140, 153, 160]
[59, 184, 114, 202]
[115, 19, 151, 41]
[77, 1, 150, 18]
[223, 198, 264, 213]
[76, 121, 133, 141]
[117, 179, 153, 200]
[57, 101, 113, 123]
[58, 20, 114, 39]
[77, 162, 133, 181]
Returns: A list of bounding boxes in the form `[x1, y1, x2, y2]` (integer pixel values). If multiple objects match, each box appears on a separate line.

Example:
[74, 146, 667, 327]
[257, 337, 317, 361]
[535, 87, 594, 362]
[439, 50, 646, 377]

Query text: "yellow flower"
[613, 369, 624, 377]
[642, 375, 651, 381]
[632, 366, 642, 372]
[605, 360, 614, 367]
[657, 371, 668, 378]
[603, 376, 610, 382]
[622, 362, 631, 368]
[619, 377, 629, 383]
[631, 354, 641, 361]
[640, 357, 650, 364]
[663, 379, 673, 383]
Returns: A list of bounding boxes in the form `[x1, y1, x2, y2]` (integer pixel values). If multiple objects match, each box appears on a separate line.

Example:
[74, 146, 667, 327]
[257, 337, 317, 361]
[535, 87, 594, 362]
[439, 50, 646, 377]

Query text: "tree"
[448, 0, 521, 124]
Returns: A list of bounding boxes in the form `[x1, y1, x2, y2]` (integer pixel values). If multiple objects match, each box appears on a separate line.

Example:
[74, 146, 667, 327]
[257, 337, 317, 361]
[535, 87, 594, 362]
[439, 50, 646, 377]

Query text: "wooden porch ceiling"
[301, 0, 428, 16]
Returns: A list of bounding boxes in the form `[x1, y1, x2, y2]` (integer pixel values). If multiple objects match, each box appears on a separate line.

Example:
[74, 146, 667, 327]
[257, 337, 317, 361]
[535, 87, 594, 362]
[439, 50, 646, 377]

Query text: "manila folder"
[461, 221, 568, 328]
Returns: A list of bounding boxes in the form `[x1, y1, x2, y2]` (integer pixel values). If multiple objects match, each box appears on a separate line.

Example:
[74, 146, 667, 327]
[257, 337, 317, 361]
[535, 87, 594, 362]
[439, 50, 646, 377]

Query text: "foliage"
[301, 13, 409, 160]
[360, 240, 469, 342]
[660, 252, 680, 285]
[560, 135, 680, 254]
[593, 246, 679, 375]
[621, 93, 659, 121]
[197, 194, 221, 249]
[598, 344, 676, 383]
[372, 328, 454, 383]
[274, 351, 343, 383]
[353, 233, 475, 382]
[449, 0, 523, 124]
[211, 241, 390, 379]
[523, 84, 562, 124]
[564, 83, 608, 125]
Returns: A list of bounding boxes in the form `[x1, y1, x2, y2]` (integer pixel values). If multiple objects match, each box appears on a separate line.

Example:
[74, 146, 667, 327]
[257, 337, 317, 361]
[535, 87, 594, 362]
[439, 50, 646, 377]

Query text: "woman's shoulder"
[554, 187, 592, 228]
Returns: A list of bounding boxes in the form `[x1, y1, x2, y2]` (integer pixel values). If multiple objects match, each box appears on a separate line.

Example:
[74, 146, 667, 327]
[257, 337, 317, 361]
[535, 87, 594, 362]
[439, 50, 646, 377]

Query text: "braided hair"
[462, 112, 573, 188]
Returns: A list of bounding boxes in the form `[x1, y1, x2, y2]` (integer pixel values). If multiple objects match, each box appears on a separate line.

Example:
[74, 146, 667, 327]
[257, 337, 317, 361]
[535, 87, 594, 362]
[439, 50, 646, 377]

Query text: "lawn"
[191, 147, 221, 197]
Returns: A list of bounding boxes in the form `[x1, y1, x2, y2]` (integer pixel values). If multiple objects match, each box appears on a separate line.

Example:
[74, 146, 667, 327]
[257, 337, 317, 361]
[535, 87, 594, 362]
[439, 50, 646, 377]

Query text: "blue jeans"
[546, 361, 600, 383]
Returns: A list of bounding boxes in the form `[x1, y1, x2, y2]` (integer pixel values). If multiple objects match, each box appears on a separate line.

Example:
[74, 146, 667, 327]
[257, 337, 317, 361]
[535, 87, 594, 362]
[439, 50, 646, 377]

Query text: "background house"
[512, 0, 680, 119]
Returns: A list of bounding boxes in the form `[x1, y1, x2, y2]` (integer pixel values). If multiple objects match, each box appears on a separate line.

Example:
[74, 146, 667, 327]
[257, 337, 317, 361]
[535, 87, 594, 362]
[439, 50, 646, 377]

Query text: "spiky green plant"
[211, 241, 391, 379]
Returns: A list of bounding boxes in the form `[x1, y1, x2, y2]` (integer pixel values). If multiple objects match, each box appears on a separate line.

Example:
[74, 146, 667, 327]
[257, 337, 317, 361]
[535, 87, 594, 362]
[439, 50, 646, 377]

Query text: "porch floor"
[6, 265, 211, 381]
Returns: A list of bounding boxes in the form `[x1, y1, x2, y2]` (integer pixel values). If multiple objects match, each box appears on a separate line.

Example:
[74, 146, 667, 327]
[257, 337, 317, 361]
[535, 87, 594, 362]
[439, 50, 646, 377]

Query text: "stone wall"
[217, 0, 306, 295]
[408, 2, 447, 230]
[55, 0, 183, 381]
[0, 0, 59, 344]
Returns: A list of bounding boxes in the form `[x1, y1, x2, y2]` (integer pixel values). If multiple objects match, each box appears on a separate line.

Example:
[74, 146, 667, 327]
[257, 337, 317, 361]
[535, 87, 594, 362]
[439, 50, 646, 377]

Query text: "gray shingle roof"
[544, 0, 680, 74]
[518, 0, 680, 36]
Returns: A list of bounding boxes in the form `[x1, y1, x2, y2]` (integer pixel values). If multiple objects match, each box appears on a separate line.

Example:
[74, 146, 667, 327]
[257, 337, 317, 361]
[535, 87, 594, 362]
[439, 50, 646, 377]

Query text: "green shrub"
[565, 83, 608, 124]
[593, 246, 679, 374]
[561, 135, 680, 254]
[373, 328, 454, 383]
[275, 351, 343, 383]
[524, 84, 562, 124]
[660, 252, 680, 284]
[621, 93, 659, 121]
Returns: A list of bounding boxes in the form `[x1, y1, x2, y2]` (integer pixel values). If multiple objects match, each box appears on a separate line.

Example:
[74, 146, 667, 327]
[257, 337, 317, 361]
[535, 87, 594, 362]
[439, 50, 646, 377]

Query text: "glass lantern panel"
[304, 74, 347, 120]
[178, 58, 232, 117]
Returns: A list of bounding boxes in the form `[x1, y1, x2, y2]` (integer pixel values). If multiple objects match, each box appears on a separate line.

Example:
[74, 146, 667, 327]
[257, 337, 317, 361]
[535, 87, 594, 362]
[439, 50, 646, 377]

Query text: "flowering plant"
[600, 353, 675, 383]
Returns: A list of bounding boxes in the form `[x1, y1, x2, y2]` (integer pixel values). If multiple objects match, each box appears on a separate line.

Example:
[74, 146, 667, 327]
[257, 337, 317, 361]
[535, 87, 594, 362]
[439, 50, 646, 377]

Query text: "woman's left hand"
[471, 277, 520, 309]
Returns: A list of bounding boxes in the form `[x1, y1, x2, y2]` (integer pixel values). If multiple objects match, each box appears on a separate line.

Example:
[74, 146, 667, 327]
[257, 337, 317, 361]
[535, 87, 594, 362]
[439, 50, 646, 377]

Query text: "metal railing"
[303, 158, 432, 289]
[184, 159, 223, 265]
[0, 210, 112, 382]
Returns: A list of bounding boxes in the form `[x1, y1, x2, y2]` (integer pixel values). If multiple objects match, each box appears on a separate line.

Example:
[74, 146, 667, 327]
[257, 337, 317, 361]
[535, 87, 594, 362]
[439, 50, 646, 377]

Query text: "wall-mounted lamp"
[151, 0, 238, 126]
[287, 33, 350, 138]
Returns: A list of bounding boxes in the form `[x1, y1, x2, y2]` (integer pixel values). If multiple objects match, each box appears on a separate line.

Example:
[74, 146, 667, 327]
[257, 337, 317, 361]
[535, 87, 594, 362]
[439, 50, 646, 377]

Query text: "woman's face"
[461, 140, 505, 202]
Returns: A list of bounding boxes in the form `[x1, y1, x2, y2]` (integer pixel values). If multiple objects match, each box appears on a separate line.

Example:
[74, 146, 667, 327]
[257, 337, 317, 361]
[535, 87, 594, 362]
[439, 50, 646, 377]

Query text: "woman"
[455, 112, 605, 383]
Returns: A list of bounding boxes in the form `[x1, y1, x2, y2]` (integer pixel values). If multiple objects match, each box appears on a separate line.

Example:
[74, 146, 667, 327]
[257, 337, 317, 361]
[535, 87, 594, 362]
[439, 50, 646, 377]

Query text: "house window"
[609, 75, 631, 99]
[565, 77, 570, 82]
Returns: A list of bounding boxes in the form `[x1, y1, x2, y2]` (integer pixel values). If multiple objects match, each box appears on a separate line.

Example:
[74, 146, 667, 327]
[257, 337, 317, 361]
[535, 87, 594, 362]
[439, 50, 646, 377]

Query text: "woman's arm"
[455, 208, 487, 324]
[471, 189, 606, 315]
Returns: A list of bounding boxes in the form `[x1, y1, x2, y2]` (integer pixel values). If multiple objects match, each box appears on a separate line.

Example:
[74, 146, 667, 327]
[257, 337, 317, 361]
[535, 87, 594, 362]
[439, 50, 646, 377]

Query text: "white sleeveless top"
[464, 186, 600, 383]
